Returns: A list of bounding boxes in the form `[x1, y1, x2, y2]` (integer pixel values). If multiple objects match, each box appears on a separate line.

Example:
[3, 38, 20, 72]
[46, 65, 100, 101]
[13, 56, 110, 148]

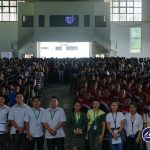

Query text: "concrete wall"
[18, 3, 34, 39]
[17, 1, 110, 57]
[18, 1, 110, 42]
[34, 2, 94, 42]
[0, 22, 18, 53]
[0, 1, 110, 58]
[110, 0, 150, 58]
[94, 2, 110, 38]
[1, 1, 150, 58]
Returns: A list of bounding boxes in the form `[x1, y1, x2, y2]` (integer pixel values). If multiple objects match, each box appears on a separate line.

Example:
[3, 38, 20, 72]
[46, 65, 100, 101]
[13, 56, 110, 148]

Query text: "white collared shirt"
[8, 103, 30, 134]
[24, 107, 45, 138]
[0, 105, 10, 134]
[143, 113, 150, 127]
[106, 112, 125, 129]
[125, 113, 143, 136]
[42, 107, 66, 139]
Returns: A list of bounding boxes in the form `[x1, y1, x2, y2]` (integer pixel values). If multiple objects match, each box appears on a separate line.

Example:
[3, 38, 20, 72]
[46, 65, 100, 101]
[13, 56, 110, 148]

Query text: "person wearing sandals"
[87, 100, 105, 150]
[67, 101, 87, 150]
[106, 101, 125, 150]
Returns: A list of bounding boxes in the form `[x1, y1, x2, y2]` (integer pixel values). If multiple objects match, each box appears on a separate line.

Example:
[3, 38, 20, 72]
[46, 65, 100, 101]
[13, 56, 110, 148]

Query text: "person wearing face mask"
[67, 101, 87, 150]
[125, 103, 143, 150]
[106, 101, 125, 150]
[87, 100, 105, 150]
[8, 92, 30, 150]
[42, 96, 66, 150]
[24, 97, 45, 150]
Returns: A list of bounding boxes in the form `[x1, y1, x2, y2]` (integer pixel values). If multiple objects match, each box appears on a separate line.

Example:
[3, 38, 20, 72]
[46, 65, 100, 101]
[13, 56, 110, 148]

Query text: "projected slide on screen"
[50, 15, 79, 27]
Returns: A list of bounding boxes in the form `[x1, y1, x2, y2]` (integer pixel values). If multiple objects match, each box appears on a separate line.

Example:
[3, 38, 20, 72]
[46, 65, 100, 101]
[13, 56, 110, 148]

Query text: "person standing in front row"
[87, 100, 106, 150]
[106, 101, 125, 150]
[67, 101, 87, 150]
[125, 103, 143, 150]
[42, 96, 66, 150]
[0, 95, 10, 150]
[143, 108, 150, 150]
[8, 92, 30, 150]
[24, 97, 45, 150]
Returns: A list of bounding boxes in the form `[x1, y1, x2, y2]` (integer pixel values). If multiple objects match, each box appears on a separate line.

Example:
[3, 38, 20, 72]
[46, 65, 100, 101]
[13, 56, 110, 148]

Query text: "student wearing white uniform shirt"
[25, 97, 45, 150]
[143, 110, 150, 150]
[8, 92, 30, 150]
[106, 101, 125, 150]
[42, 96, 66, 150]
[125, 103, 143, 150]
[0, 95, 9, 150]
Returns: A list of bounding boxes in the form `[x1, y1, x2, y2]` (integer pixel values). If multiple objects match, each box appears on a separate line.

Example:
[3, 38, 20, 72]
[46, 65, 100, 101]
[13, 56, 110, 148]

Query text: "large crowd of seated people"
[0, 57, 150, 150]
[0, 58, 49, 106]
[68, 57, 150, 114]
[55, 57, 150, 150]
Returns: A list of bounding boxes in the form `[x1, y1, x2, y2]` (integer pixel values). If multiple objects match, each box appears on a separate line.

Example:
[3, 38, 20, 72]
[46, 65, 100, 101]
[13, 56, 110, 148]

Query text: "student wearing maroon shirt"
[118, 89, 127, 102]
[90, 83, 98, 97]
[112, 83, 121, 99]
[125, 81, 133, 99]
[132, 83, 143, 102]
[101, 89, 111, 107]
[94, 89, 102, 101]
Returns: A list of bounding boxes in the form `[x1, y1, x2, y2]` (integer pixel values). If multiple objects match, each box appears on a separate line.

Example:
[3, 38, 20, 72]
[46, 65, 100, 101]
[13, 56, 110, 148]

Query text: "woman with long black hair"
[67, 101, 87, 150]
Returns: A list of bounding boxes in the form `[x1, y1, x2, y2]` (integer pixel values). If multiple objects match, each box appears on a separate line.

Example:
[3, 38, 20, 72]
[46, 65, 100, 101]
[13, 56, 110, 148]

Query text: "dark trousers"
[47, 137, 64, 150]
[10, 134, 27, 150]
[88, 132, 102, 150]
[0, 134, 9, 150]
[126, 137, 140, 150]
[28, 136, 44, 150]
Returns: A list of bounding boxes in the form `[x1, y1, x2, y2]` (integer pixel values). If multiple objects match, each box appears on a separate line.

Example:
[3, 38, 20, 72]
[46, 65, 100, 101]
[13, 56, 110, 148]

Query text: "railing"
[11, 29, 34, 50]
[94, 29, 117, 51]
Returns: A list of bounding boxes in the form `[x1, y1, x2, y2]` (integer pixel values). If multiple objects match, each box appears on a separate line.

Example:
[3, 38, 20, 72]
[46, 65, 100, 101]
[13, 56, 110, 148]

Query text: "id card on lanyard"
[111, 112, 122, 144]
[112, 113, 119, 134]
[130, 116, 136, 137]
[112, 113, 117, 129]
[93, 111, 99, 130]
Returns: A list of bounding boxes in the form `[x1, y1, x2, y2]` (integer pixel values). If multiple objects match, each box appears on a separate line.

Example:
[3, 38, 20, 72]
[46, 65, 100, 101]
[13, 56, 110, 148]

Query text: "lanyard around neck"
[111, 112, 117, 129]
[130, 114, 136, 131]
[32, 108, 40, 120]
[93, 110, 99, 122]
[75, 112, 80, 124]
[50, 110, 58, 120]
